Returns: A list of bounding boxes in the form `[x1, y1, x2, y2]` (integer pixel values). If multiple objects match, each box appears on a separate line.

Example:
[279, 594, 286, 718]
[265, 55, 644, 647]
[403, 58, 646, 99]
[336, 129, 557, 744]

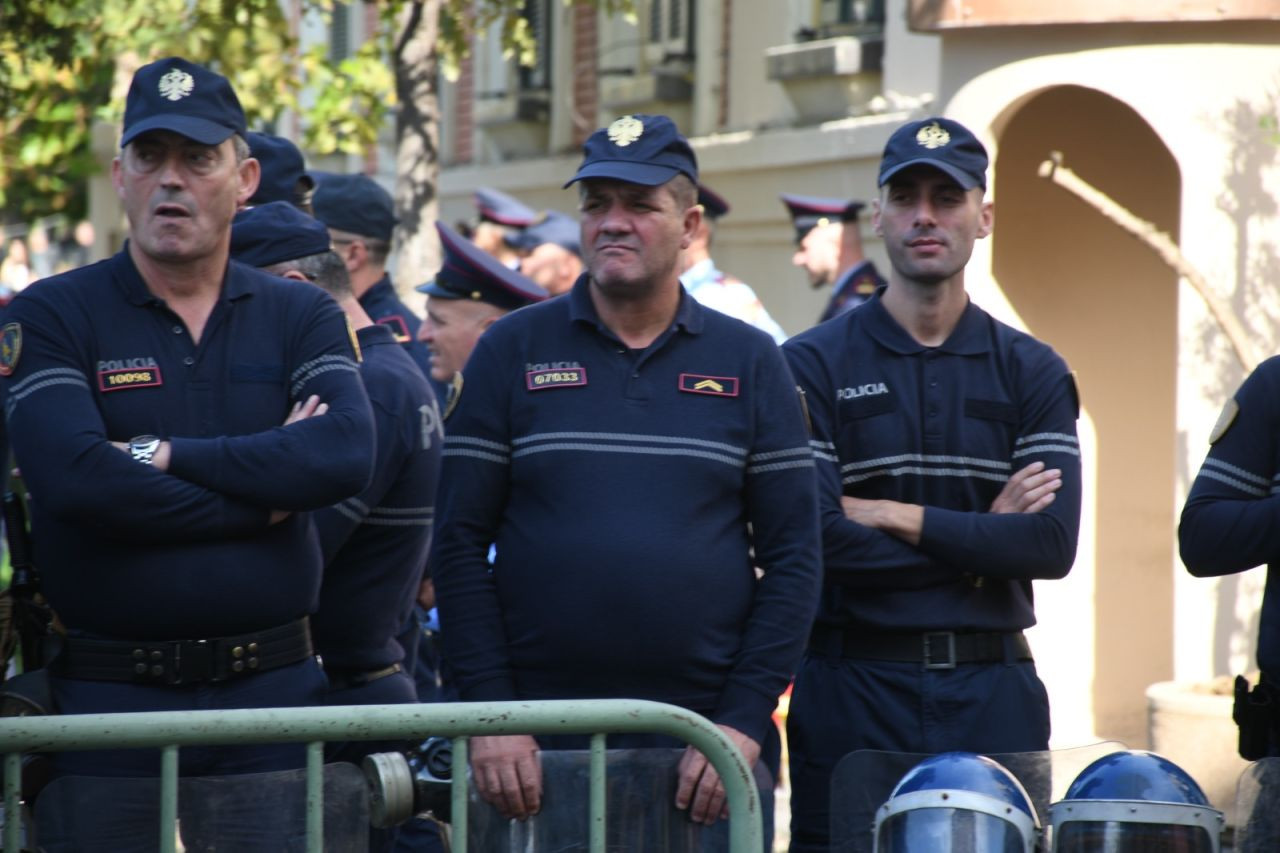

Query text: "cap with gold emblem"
[121, 57, 246, 148]
[563, 114, 698, 188]
[416, 221, 549, 310]
[878, 117, 989, 191]
[780, 194, 866, 243]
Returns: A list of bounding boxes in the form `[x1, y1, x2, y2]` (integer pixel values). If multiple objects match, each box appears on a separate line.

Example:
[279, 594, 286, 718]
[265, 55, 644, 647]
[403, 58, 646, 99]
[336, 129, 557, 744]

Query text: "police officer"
[781, 117, 1082, 852]
[312, 173, 435, 382]
[0, 57, 374, 849]
[431, 113, 821, 838]
[245, 131, 315, 212]
[781, 193, 886, 322]
[415, 221, 548, 394]
[681, 184, 788, 343]
[1180, 359, 1280, 759]
[506, 209, 582, 296]
[471, 186, 539, 268]
[231, 202, 442, 853]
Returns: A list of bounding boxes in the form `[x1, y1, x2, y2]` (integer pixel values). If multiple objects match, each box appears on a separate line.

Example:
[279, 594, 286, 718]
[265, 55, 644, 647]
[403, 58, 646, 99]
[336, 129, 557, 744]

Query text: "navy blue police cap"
[230, 201, 332, 269]
[879, 117, 989, 191]
[312, 173, 397, 242]
[504, 210, 581, 256]
[697, 184, 730, 219]
[417, 221, 549, 310]
[780, 194, 865, 242]
[247, 132, 315, 208]
[564, 114, 698, 188]
[121, 57, 247, 148]
[474, 187, 539, 228]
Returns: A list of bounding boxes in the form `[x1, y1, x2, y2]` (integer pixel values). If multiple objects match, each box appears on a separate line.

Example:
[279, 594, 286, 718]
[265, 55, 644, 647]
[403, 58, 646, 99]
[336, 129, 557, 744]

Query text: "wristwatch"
[129, 435, 162, 465]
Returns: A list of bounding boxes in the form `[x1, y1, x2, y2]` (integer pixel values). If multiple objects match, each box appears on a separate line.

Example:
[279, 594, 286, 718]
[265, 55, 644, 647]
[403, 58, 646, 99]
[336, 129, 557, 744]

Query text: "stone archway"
[992, 85, 1181, 747]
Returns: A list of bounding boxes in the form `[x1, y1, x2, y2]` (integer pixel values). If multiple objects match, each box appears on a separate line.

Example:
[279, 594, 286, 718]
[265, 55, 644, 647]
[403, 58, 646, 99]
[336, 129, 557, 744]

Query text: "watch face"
[130, 435, 161, 463]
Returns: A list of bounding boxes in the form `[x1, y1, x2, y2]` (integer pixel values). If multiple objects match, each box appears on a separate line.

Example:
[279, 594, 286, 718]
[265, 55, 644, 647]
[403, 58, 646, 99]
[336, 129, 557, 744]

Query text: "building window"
[329, 2, 351, 64]
[808, 0, 884, 38]
[644, 0, 693, 64]
[518, 0, 552, 92]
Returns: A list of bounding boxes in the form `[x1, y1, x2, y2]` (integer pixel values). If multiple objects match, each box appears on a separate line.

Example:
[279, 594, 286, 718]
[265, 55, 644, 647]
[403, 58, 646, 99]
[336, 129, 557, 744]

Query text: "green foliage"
[1, 0, 628, 224]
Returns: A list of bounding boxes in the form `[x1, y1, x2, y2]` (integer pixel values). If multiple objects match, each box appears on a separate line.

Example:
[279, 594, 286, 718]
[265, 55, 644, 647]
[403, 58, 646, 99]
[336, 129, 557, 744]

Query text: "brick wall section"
[571, 3, 598, 146]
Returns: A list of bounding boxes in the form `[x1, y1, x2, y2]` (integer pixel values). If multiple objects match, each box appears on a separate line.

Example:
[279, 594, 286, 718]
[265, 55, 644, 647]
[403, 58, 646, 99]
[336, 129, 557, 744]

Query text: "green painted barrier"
[0, 698, 763, 852]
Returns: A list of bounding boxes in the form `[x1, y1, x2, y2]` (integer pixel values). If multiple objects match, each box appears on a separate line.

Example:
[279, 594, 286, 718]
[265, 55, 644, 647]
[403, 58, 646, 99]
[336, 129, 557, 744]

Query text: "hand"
[417, 577, 436, 610]
[284, 394, 328, 425]
[674, 725, 760, 826]
[841, 497, 924, 546]
[470, 734, 542, 820]
[989, 461, 1061, 514]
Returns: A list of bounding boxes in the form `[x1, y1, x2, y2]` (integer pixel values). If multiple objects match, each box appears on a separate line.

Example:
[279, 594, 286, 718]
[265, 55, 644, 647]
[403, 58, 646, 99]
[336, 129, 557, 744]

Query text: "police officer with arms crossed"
[431, 114, 821, 838]
[781, 117, 1082, 852]
[0, 58, 374, 850]
[1180, 359, 1280, 759]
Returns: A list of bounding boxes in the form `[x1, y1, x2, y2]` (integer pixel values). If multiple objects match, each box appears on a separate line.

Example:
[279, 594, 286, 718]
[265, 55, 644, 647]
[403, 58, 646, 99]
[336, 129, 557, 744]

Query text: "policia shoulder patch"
[0, 323, 21, 377]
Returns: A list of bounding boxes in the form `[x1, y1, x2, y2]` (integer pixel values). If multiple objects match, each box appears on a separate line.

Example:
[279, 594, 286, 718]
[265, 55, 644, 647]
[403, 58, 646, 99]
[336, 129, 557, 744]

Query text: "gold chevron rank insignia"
[679, 373, 739, 397]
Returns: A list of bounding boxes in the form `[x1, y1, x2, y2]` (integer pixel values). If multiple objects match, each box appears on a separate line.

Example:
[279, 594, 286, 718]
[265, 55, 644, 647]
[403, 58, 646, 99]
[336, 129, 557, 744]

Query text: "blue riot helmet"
[874, 752, 1041, 853]
[1048, 750, 1223, 853]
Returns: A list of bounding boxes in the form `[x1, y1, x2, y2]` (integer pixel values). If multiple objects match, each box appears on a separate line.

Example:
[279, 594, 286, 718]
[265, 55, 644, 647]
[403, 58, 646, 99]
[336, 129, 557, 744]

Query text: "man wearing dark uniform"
[0, 58, 374, 850]
[781, 193, 886, 323]
[781, 117, 1082, 851]
[1181, 361, 1280, 759]
[313, 173, 435, 382]
[431, 114, 821, 842]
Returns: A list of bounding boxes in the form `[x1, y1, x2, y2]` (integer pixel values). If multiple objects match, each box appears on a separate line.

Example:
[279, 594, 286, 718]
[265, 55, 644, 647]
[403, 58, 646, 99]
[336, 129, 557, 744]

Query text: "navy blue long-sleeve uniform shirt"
[783, 292, 1081, 633]
[819, 259, 886, 323]
[1180, 357, 1280, 674]
[432, 276, 822, 745]
[0, 250, 374, 640]
[311, 323, 442, 671]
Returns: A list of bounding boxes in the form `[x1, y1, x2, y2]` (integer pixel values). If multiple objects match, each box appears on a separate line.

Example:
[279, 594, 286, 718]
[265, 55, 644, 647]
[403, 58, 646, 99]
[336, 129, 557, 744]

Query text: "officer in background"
[231, 202, 442, 853]
[506, 209, 582, 296]
[431, 113, 821, 839]
[781, 193, 886, 323]
[0, 57, 374, 849]
[415, 221, 548, 398]
[471, 186, 539, 268]
[312, 173, 435, 382]
[781, 117, 1082, 852]
[1180, 358, 1280, 759]
[680, 184, 787, 343]
[246, 131, 315, 212]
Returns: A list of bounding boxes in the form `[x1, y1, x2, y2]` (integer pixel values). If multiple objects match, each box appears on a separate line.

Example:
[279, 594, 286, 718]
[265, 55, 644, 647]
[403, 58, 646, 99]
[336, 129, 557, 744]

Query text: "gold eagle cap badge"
[158, 69, 195, 102]
[916, 121, 951, 150]
[607, 116, 644, 147]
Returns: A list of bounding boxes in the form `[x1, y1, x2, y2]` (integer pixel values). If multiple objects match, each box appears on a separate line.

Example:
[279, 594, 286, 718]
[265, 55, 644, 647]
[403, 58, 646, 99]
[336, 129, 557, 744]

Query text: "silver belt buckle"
[923, 631, 956, 670]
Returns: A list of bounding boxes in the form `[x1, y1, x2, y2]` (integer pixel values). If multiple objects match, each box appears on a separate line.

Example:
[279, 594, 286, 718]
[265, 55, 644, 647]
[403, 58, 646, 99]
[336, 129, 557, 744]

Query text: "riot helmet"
[874, 751, 1041, 852]
[1048, 750, 1223, 852]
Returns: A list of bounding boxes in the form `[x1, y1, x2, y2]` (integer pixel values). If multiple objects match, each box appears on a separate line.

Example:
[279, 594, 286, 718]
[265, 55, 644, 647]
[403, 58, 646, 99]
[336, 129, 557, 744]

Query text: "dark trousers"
[36, 657, 328, 852]
[786, 653, 1050, 853]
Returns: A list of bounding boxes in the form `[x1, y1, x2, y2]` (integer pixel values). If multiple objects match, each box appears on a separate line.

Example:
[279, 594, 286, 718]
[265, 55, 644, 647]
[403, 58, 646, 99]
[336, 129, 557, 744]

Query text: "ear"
[237, 156, 261, 208]
[976, 199, 994, 240]
[680, 202, 703, 251]
[870, 199, 883, 237]
[111, 157, 125, 202]
[279, 269, 310, 283]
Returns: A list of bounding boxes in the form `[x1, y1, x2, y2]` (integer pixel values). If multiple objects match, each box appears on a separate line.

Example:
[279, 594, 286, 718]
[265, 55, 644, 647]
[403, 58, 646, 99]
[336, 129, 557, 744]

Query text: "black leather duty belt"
[59, 617, 313, 685]
[809, 625, 1032, 670]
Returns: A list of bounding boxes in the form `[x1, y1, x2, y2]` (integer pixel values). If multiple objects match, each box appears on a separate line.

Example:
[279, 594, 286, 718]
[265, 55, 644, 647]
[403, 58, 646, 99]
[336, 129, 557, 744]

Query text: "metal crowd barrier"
[0, 698, 763, 852]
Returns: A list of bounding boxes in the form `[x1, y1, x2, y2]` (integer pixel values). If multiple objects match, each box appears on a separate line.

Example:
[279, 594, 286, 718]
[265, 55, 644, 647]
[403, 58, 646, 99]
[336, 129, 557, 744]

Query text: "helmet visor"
[876, 808, 1029, 853]
[1054, 821, 1216, 853]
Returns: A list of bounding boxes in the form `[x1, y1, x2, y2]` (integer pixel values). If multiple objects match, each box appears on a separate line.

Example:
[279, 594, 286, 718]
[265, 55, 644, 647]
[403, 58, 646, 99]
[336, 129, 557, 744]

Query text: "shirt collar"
[863, 290, 990, 356]
[113, 244, 256, 306]
[568, 273, 705, 337]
